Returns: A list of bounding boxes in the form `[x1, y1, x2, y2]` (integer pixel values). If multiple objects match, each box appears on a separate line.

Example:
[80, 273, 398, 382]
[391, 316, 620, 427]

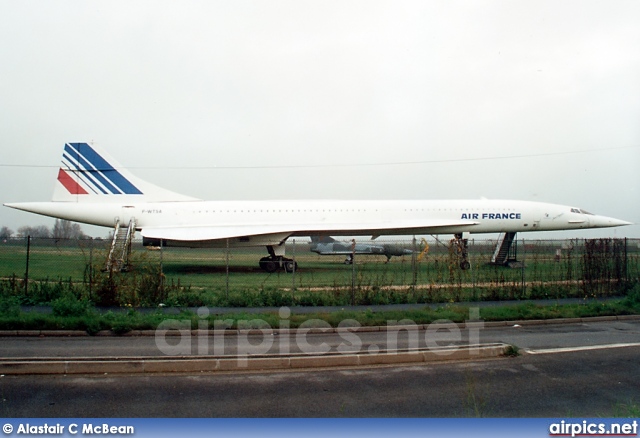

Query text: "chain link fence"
[1, 236, 638, 307]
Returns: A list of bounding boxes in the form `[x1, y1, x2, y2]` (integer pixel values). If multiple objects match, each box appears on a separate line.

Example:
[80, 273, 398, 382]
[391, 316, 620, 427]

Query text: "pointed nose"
[590, 215, 633, 228]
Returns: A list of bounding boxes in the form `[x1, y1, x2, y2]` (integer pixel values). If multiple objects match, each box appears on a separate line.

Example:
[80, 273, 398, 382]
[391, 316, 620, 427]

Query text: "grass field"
[0, 237, 638, 332]
[0, 237, 638, 308]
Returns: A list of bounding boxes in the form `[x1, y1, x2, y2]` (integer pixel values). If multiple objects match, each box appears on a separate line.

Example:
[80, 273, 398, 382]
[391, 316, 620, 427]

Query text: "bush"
[166, 289, 207, 307]
[51, 292, 92, 317]
[622, 282, 640, 309]
[137, 266, 168, 306]
[0, 295, 21, 317]
[0, 276, 23, 296]
[94, 274, 119, 307]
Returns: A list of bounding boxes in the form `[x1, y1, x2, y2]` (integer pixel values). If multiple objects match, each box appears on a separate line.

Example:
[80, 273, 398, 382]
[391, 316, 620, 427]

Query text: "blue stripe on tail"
[63, 146, 111, 194]
[64, 143, 143, 195]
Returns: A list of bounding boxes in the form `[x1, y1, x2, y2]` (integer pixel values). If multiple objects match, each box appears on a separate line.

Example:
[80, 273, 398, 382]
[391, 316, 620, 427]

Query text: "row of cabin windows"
[184, 207, 518, 214]
[187, 209, 371, 214]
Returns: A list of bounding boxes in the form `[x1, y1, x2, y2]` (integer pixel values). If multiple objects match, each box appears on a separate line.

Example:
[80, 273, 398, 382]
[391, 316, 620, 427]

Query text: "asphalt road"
[2, 318, 639, 358]
[1, 319, 639, 417]
[1, 346, 639, 417]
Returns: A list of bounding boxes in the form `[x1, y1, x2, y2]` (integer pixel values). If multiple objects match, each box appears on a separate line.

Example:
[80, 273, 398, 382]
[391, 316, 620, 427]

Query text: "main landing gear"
[452, 233, 471, 270]
[259, 245, 298, 273]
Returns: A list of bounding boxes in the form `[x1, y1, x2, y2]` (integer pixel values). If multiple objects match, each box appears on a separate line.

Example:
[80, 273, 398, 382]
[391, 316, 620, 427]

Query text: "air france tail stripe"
[68, 143, 142, 195]
[62, 152, 108, 194]
[57, 169, 89, 195]
[63, 143, 142, 195]
[63, 144, 118, 194]
[60, 165, 101, 195]
[63, 147, 113, 194]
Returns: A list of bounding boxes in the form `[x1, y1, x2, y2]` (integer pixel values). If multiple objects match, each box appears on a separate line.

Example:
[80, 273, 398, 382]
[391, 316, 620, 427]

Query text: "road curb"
[1, 314, 638, 338]
[0, 343, 510, 375]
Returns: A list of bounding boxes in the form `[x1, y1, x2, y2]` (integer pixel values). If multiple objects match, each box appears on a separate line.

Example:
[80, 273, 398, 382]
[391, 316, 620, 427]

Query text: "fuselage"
[5, 198, 628, 238]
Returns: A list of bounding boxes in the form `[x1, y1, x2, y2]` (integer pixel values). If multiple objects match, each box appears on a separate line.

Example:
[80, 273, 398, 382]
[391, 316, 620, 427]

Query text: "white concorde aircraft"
[4, 143, 631, 272]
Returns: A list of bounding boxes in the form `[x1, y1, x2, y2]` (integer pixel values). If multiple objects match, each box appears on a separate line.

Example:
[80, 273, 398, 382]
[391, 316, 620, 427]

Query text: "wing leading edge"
[140, 218, 480, 242]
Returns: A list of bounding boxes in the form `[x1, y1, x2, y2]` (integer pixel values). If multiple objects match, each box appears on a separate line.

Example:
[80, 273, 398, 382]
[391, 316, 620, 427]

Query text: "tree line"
[0, 220, 87, 240]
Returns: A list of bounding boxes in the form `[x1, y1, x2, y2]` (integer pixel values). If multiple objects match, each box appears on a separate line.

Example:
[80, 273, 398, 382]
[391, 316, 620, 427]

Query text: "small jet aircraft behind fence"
[310, 235, 412, 264]
[4, 143, 632, 272]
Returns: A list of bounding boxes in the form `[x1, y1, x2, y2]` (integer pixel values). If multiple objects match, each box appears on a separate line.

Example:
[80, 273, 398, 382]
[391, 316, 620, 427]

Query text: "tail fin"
[53, 143, 199, 202]
[310, 235, 336, 244]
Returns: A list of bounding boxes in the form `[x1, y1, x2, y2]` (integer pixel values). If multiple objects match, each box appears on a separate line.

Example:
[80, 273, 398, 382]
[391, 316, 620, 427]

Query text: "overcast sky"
[1, 0, 638, 239]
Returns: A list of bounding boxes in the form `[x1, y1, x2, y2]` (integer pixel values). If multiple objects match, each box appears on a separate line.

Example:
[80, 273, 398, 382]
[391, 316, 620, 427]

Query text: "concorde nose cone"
[591, 215, 633, 228]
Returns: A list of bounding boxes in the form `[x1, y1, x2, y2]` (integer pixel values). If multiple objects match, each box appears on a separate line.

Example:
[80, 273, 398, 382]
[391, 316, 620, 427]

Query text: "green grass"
[612, 401, 640, 417]
[1, 237, 638, 309]
[3, 238, 637, 289]
[1, 283, 639, 333]
[0, 237, 637, 333]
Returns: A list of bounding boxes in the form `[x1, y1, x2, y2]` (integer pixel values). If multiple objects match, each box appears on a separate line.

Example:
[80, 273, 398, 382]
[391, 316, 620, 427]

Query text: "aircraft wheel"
[264, 260, 278, 273]
[460, 261, 471, 270]
[283, 260, 297, 273]
[259, 257, 278, 273]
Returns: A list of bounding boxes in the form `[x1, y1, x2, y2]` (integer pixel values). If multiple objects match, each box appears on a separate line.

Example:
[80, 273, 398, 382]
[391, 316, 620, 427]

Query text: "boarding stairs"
[490, 232, 519, 267]
[105, 218, 136, 272]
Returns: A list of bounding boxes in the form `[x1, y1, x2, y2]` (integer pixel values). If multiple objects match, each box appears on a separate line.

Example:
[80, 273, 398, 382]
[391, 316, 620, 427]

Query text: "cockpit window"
[571, 208, 594, 215]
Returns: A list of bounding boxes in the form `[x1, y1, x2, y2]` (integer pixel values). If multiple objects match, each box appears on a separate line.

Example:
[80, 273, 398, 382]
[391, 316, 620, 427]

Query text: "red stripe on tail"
[57, 169, 88, 195]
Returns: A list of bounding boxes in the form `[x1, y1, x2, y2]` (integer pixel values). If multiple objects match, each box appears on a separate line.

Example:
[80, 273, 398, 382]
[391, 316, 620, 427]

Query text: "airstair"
[105, 218, 136, 272]
[490, 232, 520, 267]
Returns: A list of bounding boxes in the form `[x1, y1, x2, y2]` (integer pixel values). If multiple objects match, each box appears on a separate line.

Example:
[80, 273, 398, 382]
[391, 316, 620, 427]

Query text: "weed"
[503, 345, 520, 357]
[463, 371, 487, 417]
[612, 400, 640, 417]
[137, 265, 167, 306]
[0, 295, 20, 317]
[51, 292, 92, 317]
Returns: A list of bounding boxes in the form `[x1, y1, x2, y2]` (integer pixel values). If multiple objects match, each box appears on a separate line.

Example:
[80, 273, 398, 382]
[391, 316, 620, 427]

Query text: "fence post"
[24, 235, 31, 295]
[521, 237, 526, 297]
[624, 237, 628, 284]
[351, 239, 356, 305]
[160, 239, 164, 291]
[411, 236, 417, 291]
[471, 239, 477, 301]
[225, 238, 230, 299]
[89, 238, 93, 301]
[291, 239, 296, 298]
